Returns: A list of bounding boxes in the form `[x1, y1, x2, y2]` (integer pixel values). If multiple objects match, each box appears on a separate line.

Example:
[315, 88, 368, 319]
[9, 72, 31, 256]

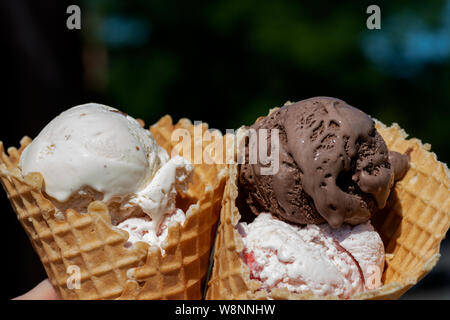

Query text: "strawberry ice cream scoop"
[238, 213, 384, 298]
[319, 221, 385, 290]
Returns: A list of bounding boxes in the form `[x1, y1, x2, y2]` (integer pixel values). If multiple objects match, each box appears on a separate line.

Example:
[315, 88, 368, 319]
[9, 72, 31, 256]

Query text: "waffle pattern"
[118, 116, 226, 299]
[206, 164, 263, 300]
[364, 121, 449, 297]
[1, 116, 226, 300]
[206, 116, 449, 300]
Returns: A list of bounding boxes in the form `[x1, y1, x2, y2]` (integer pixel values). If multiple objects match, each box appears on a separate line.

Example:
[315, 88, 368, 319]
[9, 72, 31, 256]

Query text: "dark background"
[2, 0, 449, 299]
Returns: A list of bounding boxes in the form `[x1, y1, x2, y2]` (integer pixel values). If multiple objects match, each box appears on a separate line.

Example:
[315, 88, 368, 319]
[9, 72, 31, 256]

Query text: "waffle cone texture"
[0, 116, 226, 300]
[206, 110, 450, 300]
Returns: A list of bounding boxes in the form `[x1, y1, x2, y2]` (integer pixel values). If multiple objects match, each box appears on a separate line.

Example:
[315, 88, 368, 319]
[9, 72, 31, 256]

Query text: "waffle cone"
[206, 110, 449, 300]
[1, 115, 226, 300]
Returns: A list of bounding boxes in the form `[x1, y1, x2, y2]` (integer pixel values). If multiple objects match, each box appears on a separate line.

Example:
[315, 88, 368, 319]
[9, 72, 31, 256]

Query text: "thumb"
[13, 279, 60, 300]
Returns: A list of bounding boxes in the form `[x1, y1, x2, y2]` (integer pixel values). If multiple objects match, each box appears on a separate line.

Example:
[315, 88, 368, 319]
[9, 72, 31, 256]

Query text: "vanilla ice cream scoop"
[19, 103, 193, 229]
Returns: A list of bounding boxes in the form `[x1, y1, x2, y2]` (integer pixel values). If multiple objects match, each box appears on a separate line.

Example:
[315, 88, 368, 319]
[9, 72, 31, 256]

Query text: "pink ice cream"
[238, 213, 384, 299]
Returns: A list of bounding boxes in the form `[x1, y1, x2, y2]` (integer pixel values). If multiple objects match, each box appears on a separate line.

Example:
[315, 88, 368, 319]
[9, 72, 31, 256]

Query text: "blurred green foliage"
[82, 0, 450, 163]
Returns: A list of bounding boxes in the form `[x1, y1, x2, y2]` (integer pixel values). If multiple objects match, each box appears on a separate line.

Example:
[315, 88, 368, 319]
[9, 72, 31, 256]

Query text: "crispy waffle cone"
[0, 115, 226, 300]
[206, 110, 449, 300]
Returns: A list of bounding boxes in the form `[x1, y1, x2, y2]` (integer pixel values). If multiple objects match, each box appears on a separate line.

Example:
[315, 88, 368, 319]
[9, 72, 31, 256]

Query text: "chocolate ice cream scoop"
[238, 97, 409, 228]
[389, 150, 410, 181]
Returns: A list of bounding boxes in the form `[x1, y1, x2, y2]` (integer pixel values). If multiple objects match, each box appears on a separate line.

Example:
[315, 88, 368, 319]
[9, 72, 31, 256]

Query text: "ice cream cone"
[1, 116, 226, 300]
[206, 109, 449, 300]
